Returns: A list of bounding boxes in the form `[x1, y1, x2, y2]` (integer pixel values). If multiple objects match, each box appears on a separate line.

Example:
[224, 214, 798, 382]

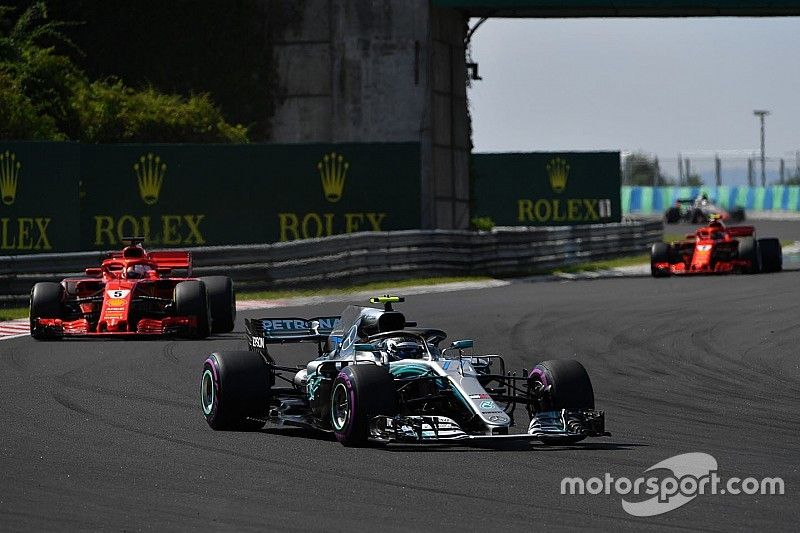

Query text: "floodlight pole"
[754, 110, 770, 187]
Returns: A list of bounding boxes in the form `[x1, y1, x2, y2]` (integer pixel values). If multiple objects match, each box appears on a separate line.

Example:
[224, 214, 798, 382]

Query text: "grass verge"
[0, 307, 28, 321]
[550, 254, 649, 275]
[236, 276, 490, 301]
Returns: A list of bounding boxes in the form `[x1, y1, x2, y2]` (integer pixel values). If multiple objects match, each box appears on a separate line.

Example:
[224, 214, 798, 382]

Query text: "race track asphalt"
[2, 222, 799, 531]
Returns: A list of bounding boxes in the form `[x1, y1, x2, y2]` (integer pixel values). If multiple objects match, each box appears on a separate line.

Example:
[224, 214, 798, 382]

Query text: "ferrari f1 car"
[650, 216, 782, 277]
[29, 238, 235, 339]
[200, 296, 608, 446]
[664, 194, 745, 224]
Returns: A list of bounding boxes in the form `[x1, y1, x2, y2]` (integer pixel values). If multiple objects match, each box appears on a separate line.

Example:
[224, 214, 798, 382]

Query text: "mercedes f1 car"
[664, 194, 745, 224]
[29, 238, 236, 339]
[200, 296, 608, 446]
[650, 216, 782, 277]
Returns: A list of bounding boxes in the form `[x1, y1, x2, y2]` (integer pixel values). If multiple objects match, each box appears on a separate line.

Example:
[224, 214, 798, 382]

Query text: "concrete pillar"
[430, 8, 470, 229]
[267, 1, 469, 230]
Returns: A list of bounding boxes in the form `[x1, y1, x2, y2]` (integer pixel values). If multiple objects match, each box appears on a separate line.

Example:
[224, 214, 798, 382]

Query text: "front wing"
[369, 409, 608, 444]
[33, 316, 197, 337]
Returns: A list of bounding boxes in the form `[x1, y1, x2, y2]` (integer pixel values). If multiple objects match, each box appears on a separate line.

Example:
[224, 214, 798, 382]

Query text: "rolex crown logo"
[546, 157, 569, 193]
[134, 153, 166, 205]
[318, 152, 348, 203]
[0, 150, 20, 206]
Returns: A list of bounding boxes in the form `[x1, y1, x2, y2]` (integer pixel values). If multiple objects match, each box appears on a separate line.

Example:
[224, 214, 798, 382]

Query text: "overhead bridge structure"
[267, 1, 800, 231]
[434, 1, 800, 17]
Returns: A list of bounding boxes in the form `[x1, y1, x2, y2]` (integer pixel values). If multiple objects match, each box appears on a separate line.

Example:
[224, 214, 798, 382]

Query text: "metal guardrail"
[0, 220, 662, 305]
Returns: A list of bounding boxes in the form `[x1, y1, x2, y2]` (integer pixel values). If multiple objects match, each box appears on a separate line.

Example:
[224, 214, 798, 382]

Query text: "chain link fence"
[622, 151, 800, 187]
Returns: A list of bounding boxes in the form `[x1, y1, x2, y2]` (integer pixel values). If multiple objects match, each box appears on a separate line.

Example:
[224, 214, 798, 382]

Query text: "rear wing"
[149, 251, 192, 275]
[245, 316, 341, 349]
[727, 226, 755, 237]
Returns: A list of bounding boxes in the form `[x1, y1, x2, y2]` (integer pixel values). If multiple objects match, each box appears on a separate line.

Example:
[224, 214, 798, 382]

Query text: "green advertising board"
[472, 151, 621, 226]
[0, 142, 80, 254]
[80, 143, 421, 249]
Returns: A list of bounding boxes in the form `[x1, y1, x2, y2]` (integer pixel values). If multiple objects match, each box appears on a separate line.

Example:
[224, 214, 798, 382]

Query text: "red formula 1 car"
[650, 216, 782, 277]
[29, 238, 236, 340]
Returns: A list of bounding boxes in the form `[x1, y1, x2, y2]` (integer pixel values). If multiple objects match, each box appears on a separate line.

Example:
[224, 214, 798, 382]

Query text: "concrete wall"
[429, 7, 470, 229]
[268, 1, 469, 229]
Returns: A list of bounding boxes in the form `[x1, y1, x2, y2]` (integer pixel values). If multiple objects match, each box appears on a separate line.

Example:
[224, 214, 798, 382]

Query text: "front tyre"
[175, 280, 211, 338]
[331, 365, 396, 447]
[198, 276, 236, 333]
[758, 238, 782, 273]
[29, 282, 64, 340]
[650, 242, 671, 278]
[201, 351, 270, 431]
[738, 237, 761, 274]
[529, 359, 595, 445]
[664, 207, 681, 224]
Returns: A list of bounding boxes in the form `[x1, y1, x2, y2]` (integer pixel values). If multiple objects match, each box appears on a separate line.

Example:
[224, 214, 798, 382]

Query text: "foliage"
[72, 79, 248, 143]
[0, 70, 62, 139]
[470, 216, 495, 231]
[685, 173, 704, 186]
[37, 0, 285, 139]
[624, 152, 674, 186]
[785, 173, 800, 185]
[0, 2, 247, 143]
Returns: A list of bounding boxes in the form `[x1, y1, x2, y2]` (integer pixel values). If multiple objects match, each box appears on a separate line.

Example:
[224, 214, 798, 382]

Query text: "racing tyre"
[331, 364, 396, 447]
[737, 237, 761, 274]
[174, 280, 211, 339]
[650, 242, 671, 278]
[730, 207, 746, 223]
[201, 351, 270, 430]
[198, 276, 236, 333]
[29, 282, 64, 340]
[758, 238, 782, 273]
[664, 207, 681, 224]
[690, 208, 705, 224]
[529, 359, 594, 445]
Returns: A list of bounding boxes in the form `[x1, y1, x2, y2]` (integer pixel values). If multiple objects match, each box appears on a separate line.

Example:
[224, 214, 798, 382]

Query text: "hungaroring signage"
[0, 142, 420, 253]
[58, 142, 423, 253]
[472, 152, 622, 226]
[0, 142, 80, 253]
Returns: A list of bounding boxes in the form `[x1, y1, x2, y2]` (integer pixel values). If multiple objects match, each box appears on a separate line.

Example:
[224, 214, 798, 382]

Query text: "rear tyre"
[730, 207, 746, 223]
[664, 207, 681, 224]
[737, 237, 761, 274]
[650, 242, 671, 278]
[331, 365, 396, 447]
[198, 276, 236, 333]
[29, 282, 64, 340]
[174, 280, 211, 339]
[758, 238, 782, 273]
[691, 208, 705, 224]
[529, 359, 595, 445]
[201, 351, 270, 430]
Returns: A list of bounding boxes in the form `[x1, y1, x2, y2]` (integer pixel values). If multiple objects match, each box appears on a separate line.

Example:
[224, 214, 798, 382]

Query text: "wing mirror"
[84, 267, 102, 277]
[450, 339, 473, 350]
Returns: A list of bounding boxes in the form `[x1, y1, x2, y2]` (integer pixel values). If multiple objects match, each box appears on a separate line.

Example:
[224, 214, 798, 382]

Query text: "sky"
[467, 16, 800, 171]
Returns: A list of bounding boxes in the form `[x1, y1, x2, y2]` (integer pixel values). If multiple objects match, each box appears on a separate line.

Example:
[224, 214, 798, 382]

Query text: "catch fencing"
[0, 220, 662, 305]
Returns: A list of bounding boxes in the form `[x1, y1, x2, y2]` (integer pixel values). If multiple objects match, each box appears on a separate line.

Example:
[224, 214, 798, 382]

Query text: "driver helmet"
[125, 264, 151, 279]
[385, 339, 424, 360]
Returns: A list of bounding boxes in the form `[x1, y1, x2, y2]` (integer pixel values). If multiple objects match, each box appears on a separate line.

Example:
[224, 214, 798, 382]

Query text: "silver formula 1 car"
[200, 296, 608, 446]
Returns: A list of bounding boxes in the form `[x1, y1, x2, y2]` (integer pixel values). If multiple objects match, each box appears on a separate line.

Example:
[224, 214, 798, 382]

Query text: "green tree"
[624, 152, 674, 186]
[0, 2, 247, 143]
[685, 173, 704, 186]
